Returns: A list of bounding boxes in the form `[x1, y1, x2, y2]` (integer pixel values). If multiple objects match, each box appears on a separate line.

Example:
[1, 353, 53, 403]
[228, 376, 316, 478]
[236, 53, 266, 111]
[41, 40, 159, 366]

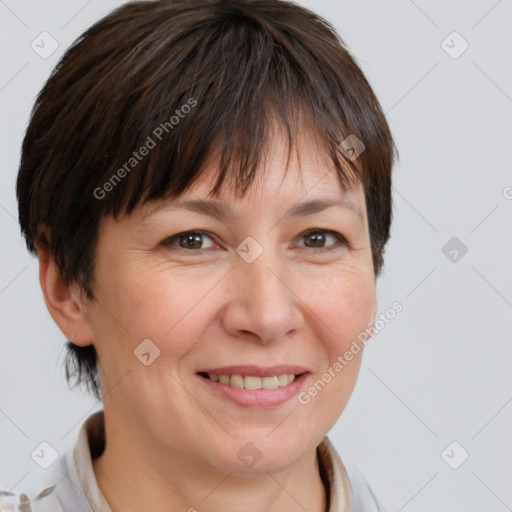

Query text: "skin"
[38, 122, 377, 512]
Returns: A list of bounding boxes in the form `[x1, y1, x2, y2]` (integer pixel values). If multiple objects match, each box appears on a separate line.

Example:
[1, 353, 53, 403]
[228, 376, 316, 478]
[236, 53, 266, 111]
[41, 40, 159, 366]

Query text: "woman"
[4, 0, 396, 510]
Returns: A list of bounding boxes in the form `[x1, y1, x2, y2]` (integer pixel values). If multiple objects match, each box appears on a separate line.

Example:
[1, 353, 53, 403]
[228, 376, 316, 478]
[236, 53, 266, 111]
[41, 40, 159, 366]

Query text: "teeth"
[230, 375, 244, 388]
[245, 375, 263, 390]
[278, 374, 288, 386]
[207, 373, 296, 389]
[262, 376, 279, 389]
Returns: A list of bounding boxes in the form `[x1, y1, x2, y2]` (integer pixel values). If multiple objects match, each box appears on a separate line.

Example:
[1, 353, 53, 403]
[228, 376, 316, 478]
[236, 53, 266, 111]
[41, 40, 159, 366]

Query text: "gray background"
[1, 0, 511, 510]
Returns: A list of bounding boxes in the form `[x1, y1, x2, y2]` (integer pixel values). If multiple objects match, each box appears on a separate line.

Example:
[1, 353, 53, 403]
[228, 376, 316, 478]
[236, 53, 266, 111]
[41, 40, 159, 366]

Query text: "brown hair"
[16, 0, 397, 401]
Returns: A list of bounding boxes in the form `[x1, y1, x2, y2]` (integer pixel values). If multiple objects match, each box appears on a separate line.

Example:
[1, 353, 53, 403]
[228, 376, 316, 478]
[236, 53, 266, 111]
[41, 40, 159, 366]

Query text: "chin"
[212, 430, 314, 475]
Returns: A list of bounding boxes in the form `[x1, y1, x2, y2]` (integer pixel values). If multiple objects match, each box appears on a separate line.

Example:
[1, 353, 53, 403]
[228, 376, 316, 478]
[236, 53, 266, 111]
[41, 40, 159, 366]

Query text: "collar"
[72, 410, 111, 512]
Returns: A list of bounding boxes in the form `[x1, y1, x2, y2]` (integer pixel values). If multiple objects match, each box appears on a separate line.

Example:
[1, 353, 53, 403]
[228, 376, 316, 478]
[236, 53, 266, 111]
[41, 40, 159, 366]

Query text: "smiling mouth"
[197, 372, 306, 390]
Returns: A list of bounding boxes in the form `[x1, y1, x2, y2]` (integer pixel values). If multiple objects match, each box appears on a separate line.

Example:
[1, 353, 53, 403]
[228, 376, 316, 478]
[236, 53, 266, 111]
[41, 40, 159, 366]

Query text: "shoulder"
[0, 485, 61, 512]
[0, 448, 90, 512]
[344, 464, 389, 512]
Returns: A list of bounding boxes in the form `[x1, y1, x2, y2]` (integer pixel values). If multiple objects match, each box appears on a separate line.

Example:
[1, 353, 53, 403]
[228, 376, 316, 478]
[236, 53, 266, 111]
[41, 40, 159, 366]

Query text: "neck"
[92, 414, 328, 512]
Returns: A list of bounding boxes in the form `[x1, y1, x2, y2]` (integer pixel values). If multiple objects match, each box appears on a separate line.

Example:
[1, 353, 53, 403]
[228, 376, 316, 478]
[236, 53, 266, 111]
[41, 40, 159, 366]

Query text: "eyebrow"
[143, 197, 364, 224]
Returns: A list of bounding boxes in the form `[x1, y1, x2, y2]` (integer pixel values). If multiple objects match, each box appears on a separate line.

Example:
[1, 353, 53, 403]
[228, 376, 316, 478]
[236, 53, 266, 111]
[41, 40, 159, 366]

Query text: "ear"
[37, 246, 94, 347]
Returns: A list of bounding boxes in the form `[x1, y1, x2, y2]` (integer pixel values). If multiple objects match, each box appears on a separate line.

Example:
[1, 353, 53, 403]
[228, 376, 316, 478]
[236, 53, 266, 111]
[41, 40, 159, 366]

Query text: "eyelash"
[161, 228, 350, 254]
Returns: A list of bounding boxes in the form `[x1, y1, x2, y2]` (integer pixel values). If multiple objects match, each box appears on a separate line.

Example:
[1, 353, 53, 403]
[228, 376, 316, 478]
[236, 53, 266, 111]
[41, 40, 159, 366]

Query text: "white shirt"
[0, 410, 386, 511]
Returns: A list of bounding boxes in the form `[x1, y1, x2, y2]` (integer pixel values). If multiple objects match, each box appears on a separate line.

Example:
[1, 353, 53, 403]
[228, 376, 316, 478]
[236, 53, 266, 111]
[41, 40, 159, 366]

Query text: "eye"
[296, 228, 350, 253]
[160, 228, 350, 254]
[161, 230, 218, 251]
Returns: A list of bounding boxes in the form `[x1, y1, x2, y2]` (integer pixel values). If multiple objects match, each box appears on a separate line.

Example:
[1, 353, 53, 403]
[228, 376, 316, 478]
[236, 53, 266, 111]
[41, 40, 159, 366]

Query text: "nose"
[221, 247, 305, 344]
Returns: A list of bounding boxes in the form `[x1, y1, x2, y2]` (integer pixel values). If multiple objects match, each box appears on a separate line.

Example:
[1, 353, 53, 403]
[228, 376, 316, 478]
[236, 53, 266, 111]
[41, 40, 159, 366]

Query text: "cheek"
[303, 275, 372, 420]
[310, 273, 373, 415]
[103, 264, 216, 357]
[301, 269, 375, 352]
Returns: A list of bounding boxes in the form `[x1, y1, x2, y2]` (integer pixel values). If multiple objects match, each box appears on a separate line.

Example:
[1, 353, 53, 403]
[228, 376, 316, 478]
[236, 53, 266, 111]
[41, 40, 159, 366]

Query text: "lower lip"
[196, 373, 309, 408]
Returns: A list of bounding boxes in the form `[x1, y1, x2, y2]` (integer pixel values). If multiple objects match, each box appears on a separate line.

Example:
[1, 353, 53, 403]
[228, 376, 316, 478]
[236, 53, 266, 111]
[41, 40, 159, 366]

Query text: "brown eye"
[162, 230, 217, 251]
[297, 229, 349, 252]
[304, 231, 327, 248]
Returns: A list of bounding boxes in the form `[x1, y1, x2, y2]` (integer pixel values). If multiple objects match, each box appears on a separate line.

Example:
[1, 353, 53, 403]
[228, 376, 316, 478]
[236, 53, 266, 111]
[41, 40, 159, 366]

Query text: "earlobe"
[37, 248, 93, 347]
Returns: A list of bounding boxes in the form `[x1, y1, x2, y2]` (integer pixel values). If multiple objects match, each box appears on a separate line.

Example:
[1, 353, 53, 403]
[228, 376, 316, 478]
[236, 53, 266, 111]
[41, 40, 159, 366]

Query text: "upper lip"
[196, 365, 309, 377]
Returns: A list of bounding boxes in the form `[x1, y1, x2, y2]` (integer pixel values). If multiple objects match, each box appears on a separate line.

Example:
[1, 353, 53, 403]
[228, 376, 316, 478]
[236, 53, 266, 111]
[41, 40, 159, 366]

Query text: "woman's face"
[83, 126, 377, 474]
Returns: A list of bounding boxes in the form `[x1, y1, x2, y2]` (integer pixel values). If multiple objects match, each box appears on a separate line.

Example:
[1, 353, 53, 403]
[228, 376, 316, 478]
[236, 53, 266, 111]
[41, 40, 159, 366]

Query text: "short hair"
[16, 0, 397, 401]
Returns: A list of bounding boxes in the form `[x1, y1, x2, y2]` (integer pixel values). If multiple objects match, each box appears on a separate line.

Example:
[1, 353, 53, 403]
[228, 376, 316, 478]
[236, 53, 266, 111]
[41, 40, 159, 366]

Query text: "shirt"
[0, 410, 385, 512]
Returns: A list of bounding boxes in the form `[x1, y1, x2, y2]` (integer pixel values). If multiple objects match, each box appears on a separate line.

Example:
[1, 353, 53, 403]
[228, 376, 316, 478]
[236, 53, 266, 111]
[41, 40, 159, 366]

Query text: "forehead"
[187, 120, 359, 196]
[135, 119, 366, 224]
[138, 165, 365, 229]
